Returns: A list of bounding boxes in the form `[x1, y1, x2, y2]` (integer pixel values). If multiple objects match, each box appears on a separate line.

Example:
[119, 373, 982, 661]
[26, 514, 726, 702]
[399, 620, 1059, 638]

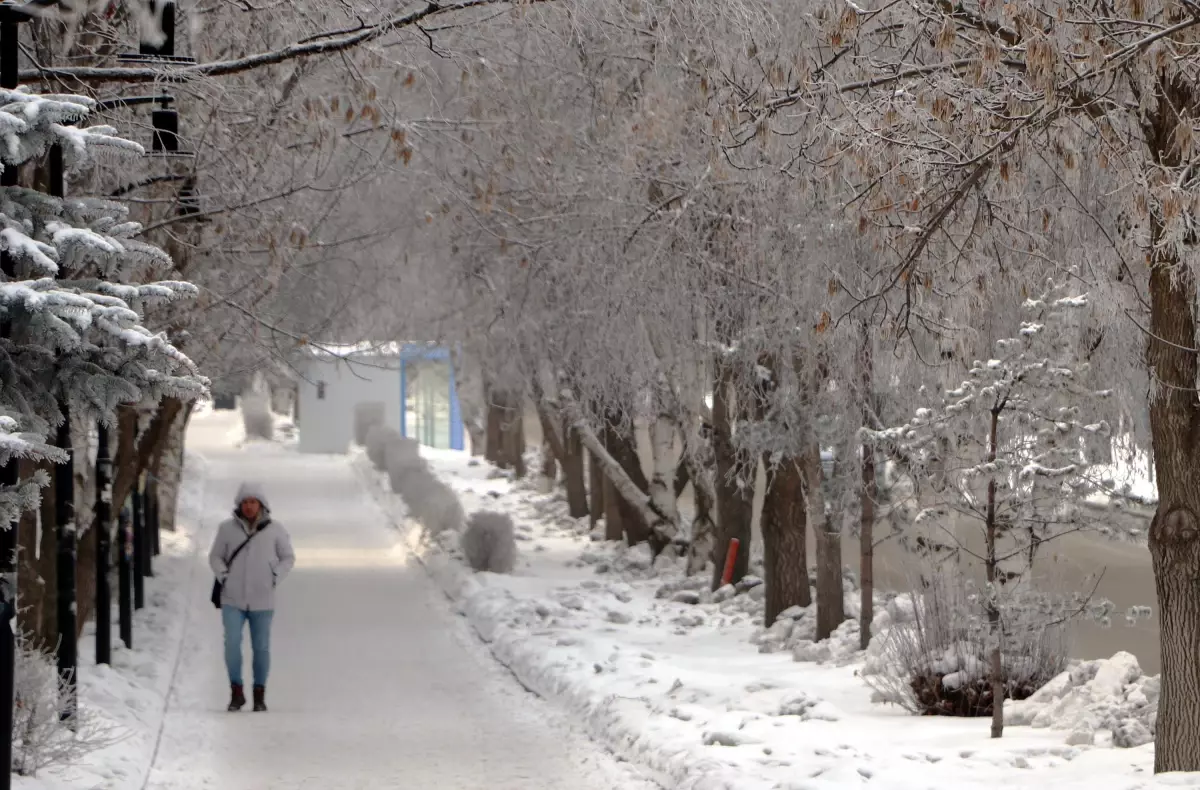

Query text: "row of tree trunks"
[73, 398, 186, 639]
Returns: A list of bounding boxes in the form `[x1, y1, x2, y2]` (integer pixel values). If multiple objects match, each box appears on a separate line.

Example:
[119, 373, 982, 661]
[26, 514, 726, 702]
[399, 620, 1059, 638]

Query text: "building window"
[317, 381, 326, 400]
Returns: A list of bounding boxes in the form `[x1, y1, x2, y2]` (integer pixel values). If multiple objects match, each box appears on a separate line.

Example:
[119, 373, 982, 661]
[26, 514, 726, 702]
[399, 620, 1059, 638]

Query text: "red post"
[721, 538, 740, 586]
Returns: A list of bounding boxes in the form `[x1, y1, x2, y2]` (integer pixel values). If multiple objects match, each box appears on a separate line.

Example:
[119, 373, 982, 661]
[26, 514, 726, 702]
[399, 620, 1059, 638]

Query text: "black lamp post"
[117, 501, 132, 648]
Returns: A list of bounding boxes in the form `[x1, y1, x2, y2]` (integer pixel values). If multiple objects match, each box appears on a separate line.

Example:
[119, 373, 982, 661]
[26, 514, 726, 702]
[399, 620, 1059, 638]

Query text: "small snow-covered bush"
[863, 573, 1069, 717]
[13, 636, 114, 777]
[353, 402, 386, 446]
[385, 439, 425, 495]
[365, 423, 399, 470]
[241, 392, 274, 441]
[410, 479, 465, 536]
[384, 435, 420, 470]
[461, 511, 517, 573]
[395, 462, 437, 505]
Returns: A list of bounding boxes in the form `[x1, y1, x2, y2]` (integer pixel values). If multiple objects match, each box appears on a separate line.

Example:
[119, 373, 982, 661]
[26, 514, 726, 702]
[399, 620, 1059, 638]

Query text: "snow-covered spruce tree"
[0, 87, 205, 523]
[866, 274, 1114, 737]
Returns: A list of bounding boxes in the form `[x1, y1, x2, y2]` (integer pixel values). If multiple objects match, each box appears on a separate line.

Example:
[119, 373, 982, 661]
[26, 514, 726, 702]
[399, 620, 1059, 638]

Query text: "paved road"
[144, 412, 651, 790]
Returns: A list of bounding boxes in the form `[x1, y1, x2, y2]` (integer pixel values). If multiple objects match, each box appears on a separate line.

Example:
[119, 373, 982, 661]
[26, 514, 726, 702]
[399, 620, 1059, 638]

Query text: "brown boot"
[228, 684, 246, 712]
[253, 685, 267, 712]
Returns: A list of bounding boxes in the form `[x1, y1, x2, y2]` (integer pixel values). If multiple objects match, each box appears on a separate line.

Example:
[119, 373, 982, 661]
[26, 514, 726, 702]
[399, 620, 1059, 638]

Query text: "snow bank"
[1006, 652, 1158, 748]
[16, 448, 211, 790]
[357, 449, 1164, 790]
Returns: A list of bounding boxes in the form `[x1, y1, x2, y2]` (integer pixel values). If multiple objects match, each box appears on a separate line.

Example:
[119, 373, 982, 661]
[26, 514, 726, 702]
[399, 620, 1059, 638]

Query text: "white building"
[295, 342, 464, 454]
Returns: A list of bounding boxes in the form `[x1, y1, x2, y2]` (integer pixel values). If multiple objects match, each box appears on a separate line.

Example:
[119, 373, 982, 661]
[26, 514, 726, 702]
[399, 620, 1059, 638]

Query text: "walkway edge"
[351, 454, 690, 790]
[137, 451, 216, 790]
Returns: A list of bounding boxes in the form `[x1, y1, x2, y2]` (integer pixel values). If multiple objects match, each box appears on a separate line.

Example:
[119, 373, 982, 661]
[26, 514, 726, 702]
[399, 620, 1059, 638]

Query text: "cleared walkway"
[144, 412, 649, 789]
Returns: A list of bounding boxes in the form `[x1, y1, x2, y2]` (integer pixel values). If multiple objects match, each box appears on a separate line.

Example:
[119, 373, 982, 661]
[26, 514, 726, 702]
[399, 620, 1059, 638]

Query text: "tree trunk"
[804, 447, 844, 640]
[1143, 184, 1200, 770]
[487, 389, 526, 476]
[985, 405, 1004, 738]
[466, 417, 486, 457]
[73, 412, 95, 641]
[534, 401, 562, 490]
[485, 397, 502, 466]
[760, 457, 810, 626]
[688, 471, 716, 577]
[17, 459, 56, 649]
[710, 361, 752, 589]
[859, 328, 877, 651]
[540, 436, 557, 484]
[860, 440, 876, 651]
[646, 378, 680, 530]
[562, 420, 589, 519]
[603, 474, 624, 542]
[588, 451, 605, 532]
[155, 402, 191, 532]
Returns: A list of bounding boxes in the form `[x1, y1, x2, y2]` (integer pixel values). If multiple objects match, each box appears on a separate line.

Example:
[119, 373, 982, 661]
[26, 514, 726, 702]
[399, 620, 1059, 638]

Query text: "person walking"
[209, 482, 295, 712]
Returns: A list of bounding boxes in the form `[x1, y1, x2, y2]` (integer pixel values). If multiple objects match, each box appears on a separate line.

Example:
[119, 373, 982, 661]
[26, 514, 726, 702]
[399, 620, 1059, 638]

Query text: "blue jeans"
[221, 606, 274, 688]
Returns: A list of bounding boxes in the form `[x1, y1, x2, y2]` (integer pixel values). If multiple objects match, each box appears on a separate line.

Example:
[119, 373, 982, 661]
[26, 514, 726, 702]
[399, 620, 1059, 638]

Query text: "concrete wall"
[296, 355, 402, 454]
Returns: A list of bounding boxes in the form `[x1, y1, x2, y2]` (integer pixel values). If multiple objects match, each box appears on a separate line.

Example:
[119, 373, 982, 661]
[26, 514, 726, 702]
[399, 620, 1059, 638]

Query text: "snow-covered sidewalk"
[361, 448, 1188, 790]
[140, 410, 653, 790]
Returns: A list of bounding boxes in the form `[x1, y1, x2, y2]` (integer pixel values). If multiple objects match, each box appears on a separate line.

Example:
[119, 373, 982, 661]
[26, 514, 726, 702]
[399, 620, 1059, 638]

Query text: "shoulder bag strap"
[225, 522, 269, 567]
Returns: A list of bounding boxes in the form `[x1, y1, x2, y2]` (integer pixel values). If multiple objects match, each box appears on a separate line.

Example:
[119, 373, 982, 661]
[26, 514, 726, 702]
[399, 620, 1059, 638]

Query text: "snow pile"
[1006, 652, 1159, 748]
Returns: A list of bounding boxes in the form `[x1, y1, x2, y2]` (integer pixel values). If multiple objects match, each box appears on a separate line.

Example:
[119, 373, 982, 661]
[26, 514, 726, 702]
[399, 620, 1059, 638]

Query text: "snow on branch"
[19, 0, 555, 85]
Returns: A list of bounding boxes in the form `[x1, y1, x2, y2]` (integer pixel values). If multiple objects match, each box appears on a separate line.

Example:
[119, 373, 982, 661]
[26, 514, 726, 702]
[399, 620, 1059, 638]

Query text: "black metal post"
[94, 424, 112, 666]
[132, 474, 145, 609]
[117, 504, 132, 649]
[139, 475, 154, 576]
[54, 409, 76, 722]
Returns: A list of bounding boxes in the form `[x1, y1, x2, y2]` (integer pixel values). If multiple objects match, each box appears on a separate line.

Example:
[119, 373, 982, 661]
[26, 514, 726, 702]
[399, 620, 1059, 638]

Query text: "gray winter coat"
[209, 482, 295, 612]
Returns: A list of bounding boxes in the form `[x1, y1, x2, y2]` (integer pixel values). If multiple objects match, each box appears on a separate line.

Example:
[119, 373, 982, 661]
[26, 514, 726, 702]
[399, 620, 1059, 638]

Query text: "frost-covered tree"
[0, 86, 204, 539]
[868, 275, 1115, 736]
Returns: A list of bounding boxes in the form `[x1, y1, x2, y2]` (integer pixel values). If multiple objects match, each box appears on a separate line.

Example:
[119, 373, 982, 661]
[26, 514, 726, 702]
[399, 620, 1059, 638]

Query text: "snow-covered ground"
[19, 410, 658, 790]
[16, 448, 210, 790]
[357, 447, 1192, 790]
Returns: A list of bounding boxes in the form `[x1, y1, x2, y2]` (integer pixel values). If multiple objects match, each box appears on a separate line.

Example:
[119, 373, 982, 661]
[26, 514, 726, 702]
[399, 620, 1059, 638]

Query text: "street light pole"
[132, 449, 145, 609]
[94, 424, 112, 666]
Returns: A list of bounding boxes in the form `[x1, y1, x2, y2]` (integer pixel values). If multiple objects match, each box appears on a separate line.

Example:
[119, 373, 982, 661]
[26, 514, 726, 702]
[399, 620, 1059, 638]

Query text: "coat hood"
[233, 481, 270, 512]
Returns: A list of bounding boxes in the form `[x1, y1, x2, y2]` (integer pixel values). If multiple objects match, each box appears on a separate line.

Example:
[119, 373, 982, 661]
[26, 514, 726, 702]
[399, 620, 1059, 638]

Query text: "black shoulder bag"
[211, 525, 267, 609]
